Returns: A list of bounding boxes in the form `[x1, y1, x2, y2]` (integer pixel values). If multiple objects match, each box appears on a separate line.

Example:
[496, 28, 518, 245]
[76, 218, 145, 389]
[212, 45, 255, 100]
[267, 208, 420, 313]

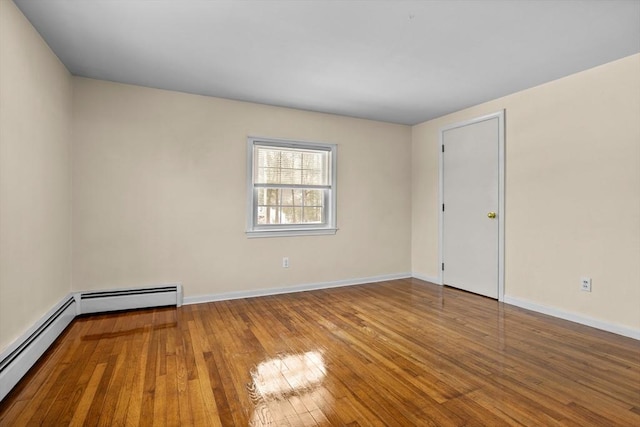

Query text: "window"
[247, 137, 337, 237]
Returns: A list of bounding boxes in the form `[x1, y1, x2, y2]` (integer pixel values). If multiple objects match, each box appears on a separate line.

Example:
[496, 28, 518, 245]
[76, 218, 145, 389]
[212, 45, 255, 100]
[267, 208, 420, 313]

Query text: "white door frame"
[438, 110, 505, 301]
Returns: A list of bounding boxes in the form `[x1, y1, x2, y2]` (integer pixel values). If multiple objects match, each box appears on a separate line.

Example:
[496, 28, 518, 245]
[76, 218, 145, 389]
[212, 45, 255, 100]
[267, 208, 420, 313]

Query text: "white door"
[441, 112, 503, 299]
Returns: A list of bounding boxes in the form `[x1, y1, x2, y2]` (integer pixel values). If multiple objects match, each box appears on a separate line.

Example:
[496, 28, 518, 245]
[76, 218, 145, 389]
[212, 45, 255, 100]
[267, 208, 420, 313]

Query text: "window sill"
[246, 228, 338, 238]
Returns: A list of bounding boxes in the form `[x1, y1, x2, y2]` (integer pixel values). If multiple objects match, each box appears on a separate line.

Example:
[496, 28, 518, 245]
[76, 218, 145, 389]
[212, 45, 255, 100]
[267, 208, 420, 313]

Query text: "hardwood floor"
[1, 278, 639, 426]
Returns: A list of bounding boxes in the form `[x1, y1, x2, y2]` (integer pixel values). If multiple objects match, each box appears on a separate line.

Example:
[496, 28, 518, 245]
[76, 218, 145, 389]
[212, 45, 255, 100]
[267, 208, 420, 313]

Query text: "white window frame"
[246, 136, 338, 238]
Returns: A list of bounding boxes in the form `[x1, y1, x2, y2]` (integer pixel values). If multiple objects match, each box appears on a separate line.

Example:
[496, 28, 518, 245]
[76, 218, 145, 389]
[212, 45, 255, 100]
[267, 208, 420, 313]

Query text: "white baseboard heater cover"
[0, 283, 182, 402]
[0, 297, 76, 402]
[79, 285, 181, 315]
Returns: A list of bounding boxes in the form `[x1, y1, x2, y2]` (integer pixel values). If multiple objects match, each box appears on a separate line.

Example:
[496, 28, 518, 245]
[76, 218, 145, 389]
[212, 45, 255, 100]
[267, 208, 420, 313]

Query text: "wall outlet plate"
[580, 277, 592, 292]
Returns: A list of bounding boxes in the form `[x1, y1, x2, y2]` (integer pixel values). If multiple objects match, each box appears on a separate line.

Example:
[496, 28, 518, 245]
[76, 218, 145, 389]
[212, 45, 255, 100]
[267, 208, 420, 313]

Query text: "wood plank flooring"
[1, 278, 639, 426]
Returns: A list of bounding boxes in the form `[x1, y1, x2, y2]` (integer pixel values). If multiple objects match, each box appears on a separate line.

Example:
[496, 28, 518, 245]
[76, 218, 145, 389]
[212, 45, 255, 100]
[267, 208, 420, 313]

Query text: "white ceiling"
[14, 0, 640, 125]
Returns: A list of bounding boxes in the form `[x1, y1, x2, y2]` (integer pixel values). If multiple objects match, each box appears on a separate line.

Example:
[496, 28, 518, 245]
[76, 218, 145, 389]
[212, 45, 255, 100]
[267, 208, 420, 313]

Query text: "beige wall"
[72, 78, 412, 297]
[0, 0, 72, 352]
[412, 54, 640, 331]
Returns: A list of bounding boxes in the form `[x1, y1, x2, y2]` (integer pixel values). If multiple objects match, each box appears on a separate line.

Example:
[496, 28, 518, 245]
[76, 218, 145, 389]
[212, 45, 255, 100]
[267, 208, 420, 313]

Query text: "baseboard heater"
[80, 285, 182, 315]
[0, 296, 76, 402]
[0, 283, 182, 402]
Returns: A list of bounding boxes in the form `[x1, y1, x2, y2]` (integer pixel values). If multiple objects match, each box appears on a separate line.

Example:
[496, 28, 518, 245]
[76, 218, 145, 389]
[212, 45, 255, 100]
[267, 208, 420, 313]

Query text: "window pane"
[303, 207, 323, 223]
[281, 207, 302, 224]
[258, 188, 318, 225]
[255, 146, 328, 185]
[281, 188, 297, 205]
[256, 167, 280, 184]
[280, 151, 302, 169]
[303, 152, 327, 185]
[302, 169, 323, 185]
[304, 189, 324, 207]
[267, 188, 278, 205]
[257, 206, 266, 224]
[305, 152, 328, 184]
[257, 149, 280, 168]
[280, 168, 302, 185]
[257, 206, 281, 225]
[286, 189, 303, 206]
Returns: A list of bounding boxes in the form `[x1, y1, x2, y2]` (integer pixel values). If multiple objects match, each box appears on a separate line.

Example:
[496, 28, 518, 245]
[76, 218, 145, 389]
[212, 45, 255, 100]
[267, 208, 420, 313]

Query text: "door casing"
[438, 110, 505, 301]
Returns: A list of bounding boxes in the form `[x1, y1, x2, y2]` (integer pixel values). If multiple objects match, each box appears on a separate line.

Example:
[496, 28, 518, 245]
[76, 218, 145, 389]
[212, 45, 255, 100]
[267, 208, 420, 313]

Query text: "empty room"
[1, 0, 639, 425]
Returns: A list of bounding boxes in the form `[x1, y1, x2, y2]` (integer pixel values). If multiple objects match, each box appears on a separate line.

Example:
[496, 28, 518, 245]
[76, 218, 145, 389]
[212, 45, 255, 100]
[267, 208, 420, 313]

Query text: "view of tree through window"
[247, 137, 336, 237]
[254, 146, 328, 225]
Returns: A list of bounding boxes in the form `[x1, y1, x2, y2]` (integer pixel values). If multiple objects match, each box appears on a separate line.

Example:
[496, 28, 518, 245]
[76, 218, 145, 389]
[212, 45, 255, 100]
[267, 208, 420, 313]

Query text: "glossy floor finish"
[1, 279, 639, 426]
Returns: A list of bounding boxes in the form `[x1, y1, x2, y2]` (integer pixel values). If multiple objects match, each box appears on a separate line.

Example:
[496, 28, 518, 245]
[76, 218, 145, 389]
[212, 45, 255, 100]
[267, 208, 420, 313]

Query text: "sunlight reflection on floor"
[248, 351, 333, 426]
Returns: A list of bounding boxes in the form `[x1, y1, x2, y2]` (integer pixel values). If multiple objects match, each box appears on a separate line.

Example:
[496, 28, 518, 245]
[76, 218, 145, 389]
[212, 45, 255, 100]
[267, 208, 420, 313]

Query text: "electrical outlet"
[282, 257, 289, 268]
[580, 277, 591, 292]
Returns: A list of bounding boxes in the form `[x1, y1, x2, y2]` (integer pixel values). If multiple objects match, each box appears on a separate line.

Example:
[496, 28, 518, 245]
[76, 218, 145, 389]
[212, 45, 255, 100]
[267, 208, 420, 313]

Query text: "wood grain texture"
[1, 278, 639, 426]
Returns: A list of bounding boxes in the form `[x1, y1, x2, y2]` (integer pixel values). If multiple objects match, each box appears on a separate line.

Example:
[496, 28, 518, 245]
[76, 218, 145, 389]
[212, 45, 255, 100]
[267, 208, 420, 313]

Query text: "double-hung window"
[246, 137, 337, 237]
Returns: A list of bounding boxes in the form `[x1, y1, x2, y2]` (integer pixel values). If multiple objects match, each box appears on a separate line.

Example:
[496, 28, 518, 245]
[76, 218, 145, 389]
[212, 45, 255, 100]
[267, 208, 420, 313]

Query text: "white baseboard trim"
[183, 272, 412, 305]
[411, 273, 441, 285]
[0, 295, 77, 402]
[503, 295, 640, 340]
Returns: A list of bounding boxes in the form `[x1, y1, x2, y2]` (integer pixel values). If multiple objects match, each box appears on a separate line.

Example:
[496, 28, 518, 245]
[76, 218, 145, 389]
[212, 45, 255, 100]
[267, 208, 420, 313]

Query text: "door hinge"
[442, 145, 445, 153]
[441, 263, 445, 271]
[442, 204, 445, 212]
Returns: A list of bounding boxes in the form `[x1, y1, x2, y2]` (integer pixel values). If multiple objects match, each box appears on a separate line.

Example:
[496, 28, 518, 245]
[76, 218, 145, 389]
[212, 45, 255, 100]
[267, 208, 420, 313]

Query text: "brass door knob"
[487, 212, 496, 219]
